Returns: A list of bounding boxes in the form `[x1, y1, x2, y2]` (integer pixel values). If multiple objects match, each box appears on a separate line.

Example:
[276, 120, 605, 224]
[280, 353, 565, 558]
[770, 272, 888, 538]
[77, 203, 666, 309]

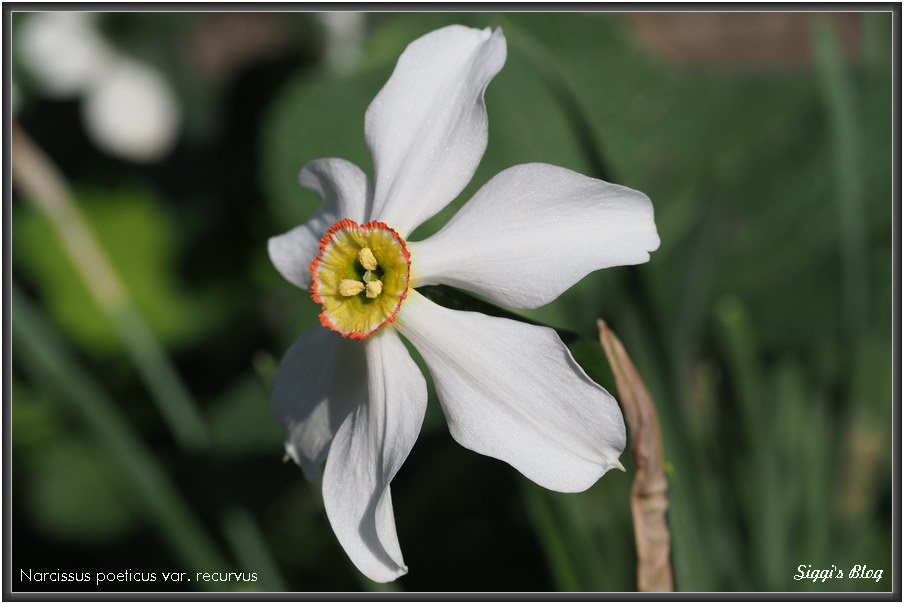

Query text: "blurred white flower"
[268, 25, 660, 582]
[83, 57, 180, 162]
[17, 11, 181, 163]
[318, 12, 365, 74]
[18, 12, 115, 97]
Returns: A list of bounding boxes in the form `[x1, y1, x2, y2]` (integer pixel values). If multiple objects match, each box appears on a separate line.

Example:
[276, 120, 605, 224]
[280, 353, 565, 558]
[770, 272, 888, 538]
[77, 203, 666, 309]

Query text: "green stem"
[522, 484, 581, 591]
[810, 17, 868, 348]
[715, 296, 787, 589]
[220, 508, 288, 591]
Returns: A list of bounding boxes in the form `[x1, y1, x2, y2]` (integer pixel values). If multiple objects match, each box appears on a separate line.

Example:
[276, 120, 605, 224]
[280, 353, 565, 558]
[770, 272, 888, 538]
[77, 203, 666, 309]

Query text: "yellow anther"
[358, 247, 378, 271]
[365, 280, 383, 299]
[338, 279, 365, 297]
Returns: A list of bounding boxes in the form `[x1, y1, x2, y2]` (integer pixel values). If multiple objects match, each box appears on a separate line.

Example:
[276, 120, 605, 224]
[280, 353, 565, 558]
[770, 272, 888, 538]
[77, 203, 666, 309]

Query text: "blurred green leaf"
[12, 380, 64, 448]
[14, 187, 220, 355]
[25, 437, 138, 543]
[209, 376, 284, 455]
[220, 508, 288, 591]
[262, 72, 380, 229]
[14, 381, 138, 542]
[811, 15, 868, 345]
[523, 485, 581, 591]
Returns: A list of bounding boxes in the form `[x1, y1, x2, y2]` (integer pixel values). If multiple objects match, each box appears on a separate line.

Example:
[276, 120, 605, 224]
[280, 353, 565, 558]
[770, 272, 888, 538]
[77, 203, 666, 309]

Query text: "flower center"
[310, 219, 411, 339]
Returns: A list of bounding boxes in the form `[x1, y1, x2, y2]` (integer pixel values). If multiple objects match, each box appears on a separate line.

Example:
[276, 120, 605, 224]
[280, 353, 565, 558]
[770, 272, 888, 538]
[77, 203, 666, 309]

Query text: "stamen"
[338, 279, 365, 297]
[310, 219, 411, 339]
[358, 247, 378, 271]
[365, 280, 383, 299]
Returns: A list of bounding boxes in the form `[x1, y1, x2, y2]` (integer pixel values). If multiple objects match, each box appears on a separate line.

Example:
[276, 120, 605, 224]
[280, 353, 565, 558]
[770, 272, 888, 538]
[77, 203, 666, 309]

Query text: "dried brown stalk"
[597, 319, 674, 592]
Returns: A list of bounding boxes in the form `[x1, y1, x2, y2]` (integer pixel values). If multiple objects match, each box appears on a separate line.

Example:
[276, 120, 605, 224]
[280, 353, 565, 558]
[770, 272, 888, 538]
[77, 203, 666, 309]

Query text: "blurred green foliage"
[14, 188, 222, 354]
[11, 10, 894, 594]
[13, 381, 139, 543]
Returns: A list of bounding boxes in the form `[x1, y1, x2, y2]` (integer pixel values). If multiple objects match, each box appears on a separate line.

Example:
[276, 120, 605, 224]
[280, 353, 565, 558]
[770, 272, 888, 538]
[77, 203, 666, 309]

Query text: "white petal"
[322, 329, 427, 582]
[272, 327, 365, 479]
[365, 25, 506, 237]
[396, 291, 625, 492]
[268, 158, 369, 289]
[410, 163, 660, 309]
[83, 57, 181, 162]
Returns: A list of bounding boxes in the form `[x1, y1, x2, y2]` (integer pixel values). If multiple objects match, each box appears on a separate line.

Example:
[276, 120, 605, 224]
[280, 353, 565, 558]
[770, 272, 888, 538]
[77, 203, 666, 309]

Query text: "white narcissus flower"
[268, 25, 660, 582]
[17, 12, 181, 163]
[83, 57, 181, 162]
[18, 12, 116, 98]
